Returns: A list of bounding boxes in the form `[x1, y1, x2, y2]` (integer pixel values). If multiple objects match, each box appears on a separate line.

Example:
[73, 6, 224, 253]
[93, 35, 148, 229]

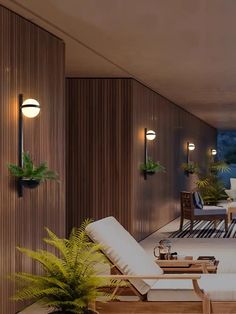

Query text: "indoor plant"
[196, 159, 230, 205]
[8, 151, 58, 188]
[140, 157, 165, 175]
[10, 220, 120, 314]
[181, 162, 200, 175]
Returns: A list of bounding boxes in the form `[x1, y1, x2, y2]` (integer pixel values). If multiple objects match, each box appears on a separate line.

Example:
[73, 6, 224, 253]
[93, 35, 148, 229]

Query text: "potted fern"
[8, 151, 58, 189]
[196, 159, 230, 205]
[181, 162, 200, 175]
[140, 157, 165, 176]
[11, 220, 119, 314]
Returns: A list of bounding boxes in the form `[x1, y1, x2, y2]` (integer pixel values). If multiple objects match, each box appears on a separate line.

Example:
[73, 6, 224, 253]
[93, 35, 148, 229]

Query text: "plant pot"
[20, 178, 40, 189]
[145, 170, 156, 175]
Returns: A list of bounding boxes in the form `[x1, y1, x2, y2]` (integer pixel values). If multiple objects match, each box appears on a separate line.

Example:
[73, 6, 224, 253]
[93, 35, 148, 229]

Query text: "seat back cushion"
[230, 178, 236, 190]
[193, 192, 203, 209]
[85, 216, 163, 295]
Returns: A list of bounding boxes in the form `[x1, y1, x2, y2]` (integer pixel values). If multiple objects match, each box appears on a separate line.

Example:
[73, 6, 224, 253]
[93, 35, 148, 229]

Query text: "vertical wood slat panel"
[66, 78, 132, 234]
[66, 78, 216, 242]
[0, 5, 65, 313]
[131, 80, 217, 240]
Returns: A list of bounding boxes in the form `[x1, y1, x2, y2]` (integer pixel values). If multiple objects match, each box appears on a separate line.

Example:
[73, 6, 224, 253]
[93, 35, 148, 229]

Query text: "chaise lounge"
[86, 216, 236, 314]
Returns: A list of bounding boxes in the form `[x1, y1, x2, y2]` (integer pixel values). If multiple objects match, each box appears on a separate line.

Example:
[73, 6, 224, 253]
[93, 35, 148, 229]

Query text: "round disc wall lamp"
[21, 98, 40, 118]
[18, 94, 40, 197]
[146, 130, 156, 141]
[211, 149, 217, 156]
[188, 143, 195, 151]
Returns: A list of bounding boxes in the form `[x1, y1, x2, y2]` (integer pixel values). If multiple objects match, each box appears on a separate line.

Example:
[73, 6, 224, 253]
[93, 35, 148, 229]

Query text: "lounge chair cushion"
[194, 207, 227, 216]
[148, 273, 236, 301]
[86, 216, 163, 295]
[193, 192, 204, 209]
[231, 178, 236, 190]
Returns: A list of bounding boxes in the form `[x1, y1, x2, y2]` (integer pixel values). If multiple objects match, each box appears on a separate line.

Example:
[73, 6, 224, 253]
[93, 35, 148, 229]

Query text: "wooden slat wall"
[66, 79, 216, 241]
[66, 79, 132, 234]
[0, 6, 65, 313]
[131, 80, 216, 240]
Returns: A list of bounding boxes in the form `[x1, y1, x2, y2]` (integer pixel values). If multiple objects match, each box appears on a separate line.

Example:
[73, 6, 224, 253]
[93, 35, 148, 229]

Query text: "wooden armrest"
[156, 259, 211, 265]
[98, 274, 201, 280]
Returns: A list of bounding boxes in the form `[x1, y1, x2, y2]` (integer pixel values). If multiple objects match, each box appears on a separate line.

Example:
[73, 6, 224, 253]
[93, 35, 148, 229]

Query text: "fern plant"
[196, 159, 230, 205]
[11, 220, 120, 314]
[181, 162, 200, 175]
[140, 157, 165, 173]
[8, 151, 58, 181]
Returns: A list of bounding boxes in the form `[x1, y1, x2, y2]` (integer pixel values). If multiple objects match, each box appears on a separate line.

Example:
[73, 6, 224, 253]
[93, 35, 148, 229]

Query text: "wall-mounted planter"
[181, 162, 199, 177]
[140, 158, 165, 180]
[144, 170, 156, 176]
[8, 151, 59, 197]
[20, 178, 40, 189]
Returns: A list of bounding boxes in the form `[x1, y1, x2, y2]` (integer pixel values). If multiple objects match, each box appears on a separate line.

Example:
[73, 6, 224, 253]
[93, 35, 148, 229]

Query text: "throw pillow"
[193, 191, 203, 209]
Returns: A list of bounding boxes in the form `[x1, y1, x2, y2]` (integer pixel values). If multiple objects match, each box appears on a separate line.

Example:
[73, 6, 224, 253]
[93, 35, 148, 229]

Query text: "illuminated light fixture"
[146, 130, 156, 141]
[186, 142, 196, 175]
[21, 98, 40, 118]
[144, 128, 156, 180]
[211, 149, 217, 156]
[18, 94, 40, 197]
[188, 143, 195, 151]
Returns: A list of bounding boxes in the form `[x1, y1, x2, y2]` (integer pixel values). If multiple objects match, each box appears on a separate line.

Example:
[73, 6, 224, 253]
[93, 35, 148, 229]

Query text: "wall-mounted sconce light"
[146, 129, 156, 141]
[181, 142, 197, 176]
[143, 128, 156, 180]
[18, 94, 40, 197]
[188, 143, 195, 151]
[187, 142, 195, 164]
[211, 149, 217, 156]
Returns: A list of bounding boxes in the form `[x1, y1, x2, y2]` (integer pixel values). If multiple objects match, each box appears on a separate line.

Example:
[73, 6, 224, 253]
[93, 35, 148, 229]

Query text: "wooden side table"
[156, 256, 219, 274]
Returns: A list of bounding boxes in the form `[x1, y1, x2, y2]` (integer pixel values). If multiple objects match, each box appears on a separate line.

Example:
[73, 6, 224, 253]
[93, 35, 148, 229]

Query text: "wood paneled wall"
[0, 6, 65, 313]
[66, 78, 216, 240]
[66, 79, 132, 233]
[131, 80, 216, 240]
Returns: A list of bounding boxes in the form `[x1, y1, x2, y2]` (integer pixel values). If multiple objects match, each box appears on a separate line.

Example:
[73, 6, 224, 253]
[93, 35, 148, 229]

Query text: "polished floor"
[140, 217, 236, 273]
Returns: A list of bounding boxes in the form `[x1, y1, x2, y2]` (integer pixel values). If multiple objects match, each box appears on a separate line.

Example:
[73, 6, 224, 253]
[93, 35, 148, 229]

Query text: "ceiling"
[1, 0, 236, 129]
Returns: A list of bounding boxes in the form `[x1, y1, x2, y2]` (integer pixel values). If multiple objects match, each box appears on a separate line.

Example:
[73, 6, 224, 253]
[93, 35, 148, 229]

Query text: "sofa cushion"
[147, 273, 236, 301]
[85, 216, 163, 295]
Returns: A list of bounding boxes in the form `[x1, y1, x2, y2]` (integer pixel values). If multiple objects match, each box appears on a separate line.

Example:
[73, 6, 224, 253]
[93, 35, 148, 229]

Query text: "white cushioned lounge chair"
[86, 216, 236, 314]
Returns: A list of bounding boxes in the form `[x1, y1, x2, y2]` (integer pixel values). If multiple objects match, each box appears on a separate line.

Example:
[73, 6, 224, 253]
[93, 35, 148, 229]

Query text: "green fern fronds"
[11, 221, 123, 313]
[8, 151, 58, 181]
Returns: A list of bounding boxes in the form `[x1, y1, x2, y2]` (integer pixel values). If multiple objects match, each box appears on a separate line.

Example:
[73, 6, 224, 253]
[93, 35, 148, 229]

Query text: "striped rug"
[169, 220, 236, 238]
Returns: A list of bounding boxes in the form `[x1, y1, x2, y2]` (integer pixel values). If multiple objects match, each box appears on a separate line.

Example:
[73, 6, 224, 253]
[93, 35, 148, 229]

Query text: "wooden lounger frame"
[95, 272, 236, 314]
[96, 274, 211, 314]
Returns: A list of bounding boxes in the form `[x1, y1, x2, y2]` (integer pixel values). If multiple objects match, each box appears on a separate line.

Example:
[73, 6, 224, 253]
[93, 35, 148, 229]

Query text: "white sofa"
[86, 216, 236, 304]
[225, 178, 236, 200]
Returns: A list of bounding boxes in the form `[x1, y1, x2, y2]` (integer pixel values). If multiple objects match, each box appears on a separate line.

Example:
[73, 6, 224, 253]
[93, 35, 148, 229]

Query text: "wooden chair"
[180, 191, 228, 233]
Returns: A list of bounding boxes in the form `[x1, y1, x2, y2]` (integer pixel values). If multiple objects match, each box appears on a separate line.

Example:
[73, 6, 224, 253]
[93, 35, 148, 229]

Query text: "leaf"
[8, 164, 24, 177]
